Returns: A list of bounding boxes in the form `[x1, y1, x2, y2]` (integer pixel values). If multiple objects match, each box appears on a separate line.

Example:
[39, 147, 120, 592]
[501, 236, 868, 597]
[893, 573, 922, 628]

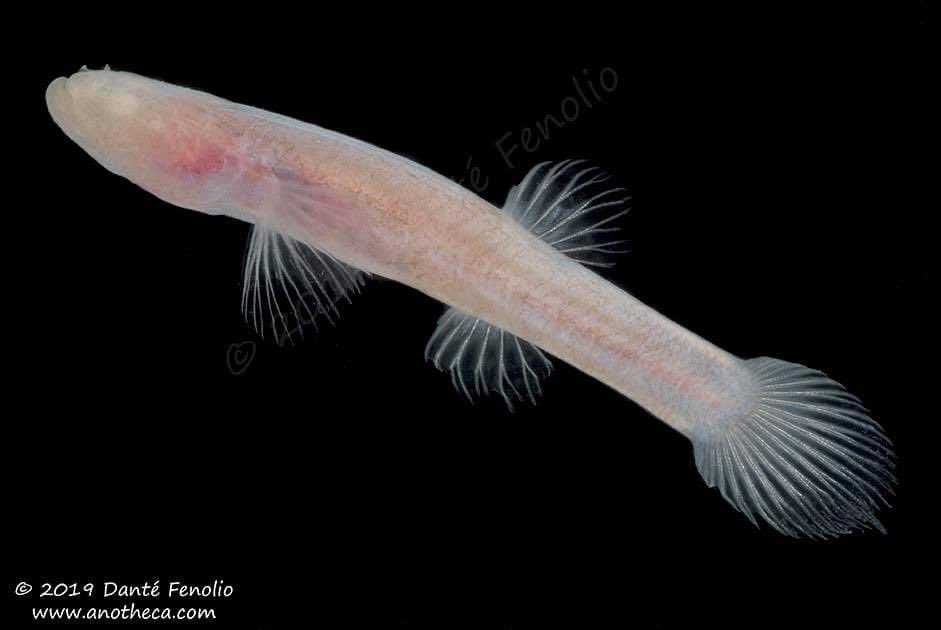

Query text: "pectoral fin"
[241, 171, 372, 344]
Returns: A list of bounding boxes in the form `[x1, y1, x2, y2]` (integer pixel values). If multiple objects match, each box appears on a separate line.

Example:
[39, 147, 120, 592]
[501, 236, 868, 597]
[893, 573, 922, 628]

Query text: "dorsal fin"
[426, 160, 629, 410]
[502, 160, 630, 268]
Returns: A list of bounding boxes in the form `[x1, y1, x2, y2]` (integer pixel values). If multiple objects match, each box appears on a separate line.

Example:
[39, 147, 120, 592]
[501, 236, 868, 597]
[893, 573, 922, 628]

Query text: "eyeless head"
[46, 68, 150, 175]
[46, 67, 248, 213]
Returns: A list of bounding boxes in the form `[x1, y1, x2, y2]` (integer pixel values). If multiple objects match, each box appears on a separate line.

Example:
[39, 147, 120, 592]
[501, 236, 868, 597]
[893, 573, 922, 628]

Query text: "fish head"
[46, 67, 248, 216]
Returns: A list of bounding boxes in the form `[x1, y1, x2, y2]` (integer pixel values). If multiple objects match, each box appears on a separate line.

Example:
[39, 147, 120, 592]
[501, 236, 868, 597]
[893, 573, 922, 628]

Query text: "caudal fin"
[692, 357, 896, 538]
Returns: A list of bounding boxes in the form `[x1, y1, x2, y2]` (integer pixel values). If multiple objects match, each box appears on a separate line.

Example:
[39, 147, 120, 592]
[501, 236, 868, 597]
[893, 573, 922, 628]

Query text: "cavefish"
[46, 66, 895, 538]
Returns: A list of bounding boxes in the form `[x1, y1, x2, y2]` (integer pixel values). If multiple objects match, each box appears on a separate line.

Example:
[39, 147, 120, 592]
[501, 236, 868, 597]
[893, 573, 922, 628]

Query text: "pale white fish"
[46, 67, 895, 538]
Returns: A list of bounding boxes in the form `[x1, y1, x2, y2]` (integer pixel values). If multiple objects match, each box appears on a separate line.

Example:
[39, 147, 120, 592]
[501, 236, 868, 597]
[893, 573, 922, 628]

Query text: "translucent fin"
[692, 357, 896, 538]
[425, 308, 552, 411]
[241, 225, 365, 344]
[502, 160, 631, 268]
[425, 160, 628, 407]
[240, 163, 368, 344]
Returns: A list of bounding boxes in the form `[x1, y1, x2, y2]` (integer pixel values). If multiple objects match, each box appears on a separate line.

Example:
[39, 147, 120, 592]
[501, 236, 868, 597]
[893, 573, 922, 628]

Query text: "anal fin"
[426, 160, 629, 409]
[425, 307, 552, 411]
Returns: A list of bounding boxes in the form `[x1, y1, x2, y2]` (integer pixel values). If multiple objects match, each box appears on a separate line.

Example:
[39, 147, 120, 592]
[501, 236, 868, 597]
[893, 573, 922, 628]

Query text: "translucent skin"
[46, 69, 753, 438]
[48, 69, 898, 538]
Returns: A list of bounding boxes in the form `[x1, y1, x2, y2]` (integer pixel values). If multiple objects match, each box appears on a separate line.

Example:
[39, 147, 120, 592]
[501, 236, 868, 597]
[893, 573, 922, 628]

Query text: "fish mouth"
[45, 76, 75, 136]
[47, 68, 110, 137]
[45, 72, 123, 173]
[46, 74, 96, 149]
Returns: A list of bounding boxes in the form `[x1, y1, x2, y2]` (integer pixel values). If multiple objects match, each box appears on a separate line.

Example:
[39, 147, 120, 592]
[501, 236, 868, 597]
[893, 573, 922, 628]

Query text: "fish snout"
[46, 69, 144, 175]
[45, 76, 78, 138]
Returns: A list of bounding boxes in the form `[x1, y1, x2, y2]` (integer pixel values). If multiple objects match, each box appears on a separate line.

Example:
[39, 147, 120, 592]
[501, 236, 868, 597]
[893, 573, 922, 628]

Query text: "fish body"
[47, 68, 895, 537]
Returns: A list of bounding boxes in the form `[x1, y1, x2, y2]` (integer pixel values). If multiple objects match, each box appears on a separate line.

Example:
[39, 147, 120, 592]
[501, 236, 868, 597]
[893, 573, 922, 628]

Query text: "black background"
[5, 4, 934, 629]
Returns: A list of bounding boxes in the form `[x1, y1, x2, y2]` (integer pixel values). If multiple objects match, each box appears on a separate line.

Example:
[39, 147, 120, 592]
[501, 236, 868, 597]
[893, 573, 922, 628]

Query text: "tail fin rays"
[693, 357, 896, 538]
